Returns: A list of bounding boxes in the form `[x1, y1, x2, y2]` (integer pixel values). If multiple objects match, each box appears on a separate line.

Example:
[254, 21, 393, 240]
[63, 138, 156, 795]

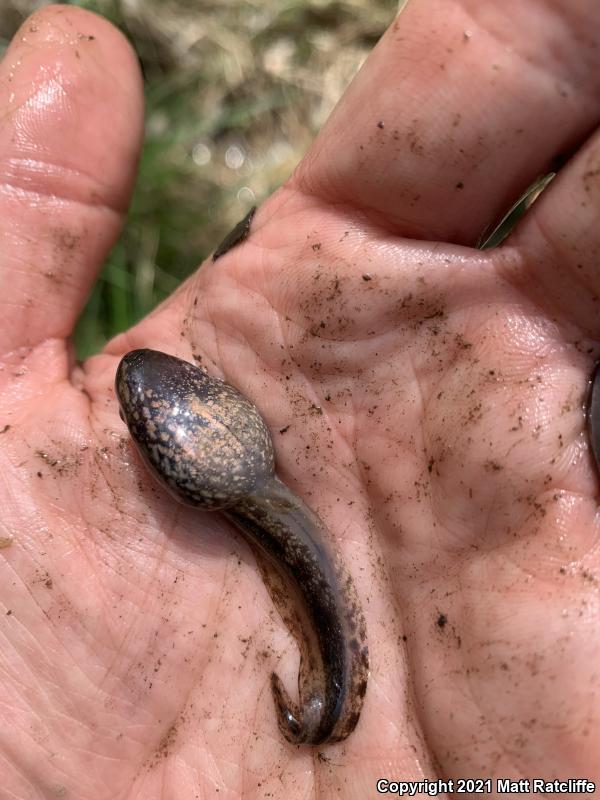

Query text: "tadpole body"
[115, 349, 369, 745]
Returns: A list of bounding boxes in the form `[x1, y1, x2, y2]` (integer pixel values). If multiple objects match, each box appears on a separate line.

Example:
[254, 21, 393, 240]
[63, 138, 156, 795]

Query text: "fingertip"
[1, 3, 144, 210]
[0, 5, 144, 353]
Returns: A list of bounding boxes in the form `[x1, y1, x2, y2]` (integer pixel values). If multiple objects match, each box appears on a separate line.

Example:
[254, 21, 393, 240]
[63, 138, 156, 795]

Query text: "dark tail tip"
[270, 672, 332, 745]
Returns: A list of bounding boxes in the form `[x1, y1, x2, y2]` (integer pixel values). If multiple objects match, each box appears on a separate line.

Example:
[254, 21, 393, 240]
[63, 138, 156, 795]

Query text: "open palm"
[1, 2, 599, 797]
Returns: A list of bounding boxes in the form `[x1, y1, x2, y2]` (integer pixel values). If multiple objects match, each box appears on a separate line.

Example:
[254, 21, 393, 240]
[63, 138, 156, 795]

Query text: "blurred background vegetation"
[0, 0, 398, 356]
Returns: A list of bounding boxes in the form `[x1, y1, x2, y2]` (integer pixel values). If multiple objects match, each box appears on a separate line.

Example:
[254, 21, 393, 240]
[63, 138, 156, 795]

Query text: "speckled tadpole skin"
[115, 349, 368, 745]
[588, 362, 600, 473]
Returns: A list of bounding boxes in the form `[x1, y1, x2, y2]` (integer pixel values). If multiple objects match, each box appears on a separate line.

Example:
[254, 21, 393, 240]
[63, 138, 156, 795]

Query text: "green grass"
[0, 0, 398, 356]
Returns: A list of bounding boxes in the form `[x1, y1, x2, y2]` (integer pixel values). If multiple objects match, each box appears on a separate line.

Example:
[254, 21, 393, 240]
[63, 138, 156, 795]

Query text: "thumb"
[0, 4, 143, 355]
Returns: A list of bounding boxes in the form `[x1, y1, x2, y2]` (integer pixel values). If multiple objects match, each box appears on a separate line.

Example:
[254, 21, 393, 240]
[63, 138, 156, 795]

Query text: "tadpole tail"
[587, 361, 600, 474]
[225, 477, 369, 745]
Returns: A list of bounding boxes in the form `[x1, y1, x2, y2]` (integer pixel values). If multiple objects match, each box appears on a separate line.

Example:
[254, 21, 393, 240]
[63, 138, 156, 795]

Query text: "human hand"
[1, 2, 599, 797]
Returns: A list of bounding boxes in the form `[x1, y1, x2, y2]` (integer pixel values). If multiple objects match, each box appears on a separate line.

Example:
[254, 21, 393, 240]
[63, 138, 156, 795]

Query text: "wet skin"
[115, 348, 369, 745]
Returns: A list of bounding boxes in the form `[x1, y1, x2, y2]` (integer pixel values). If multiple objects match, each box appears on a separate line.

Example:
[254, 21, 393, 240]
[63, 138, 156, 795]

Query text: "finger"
[503, 125, 600, 340]
[293, 0, 600, 246]
[0, 4, 143, 355]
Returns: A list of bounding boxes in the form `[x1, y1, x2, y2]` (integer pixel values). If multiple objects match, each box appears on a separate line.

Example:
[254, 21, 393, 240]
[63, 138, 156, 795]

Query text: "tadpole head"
[115, 348, 275, 509]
